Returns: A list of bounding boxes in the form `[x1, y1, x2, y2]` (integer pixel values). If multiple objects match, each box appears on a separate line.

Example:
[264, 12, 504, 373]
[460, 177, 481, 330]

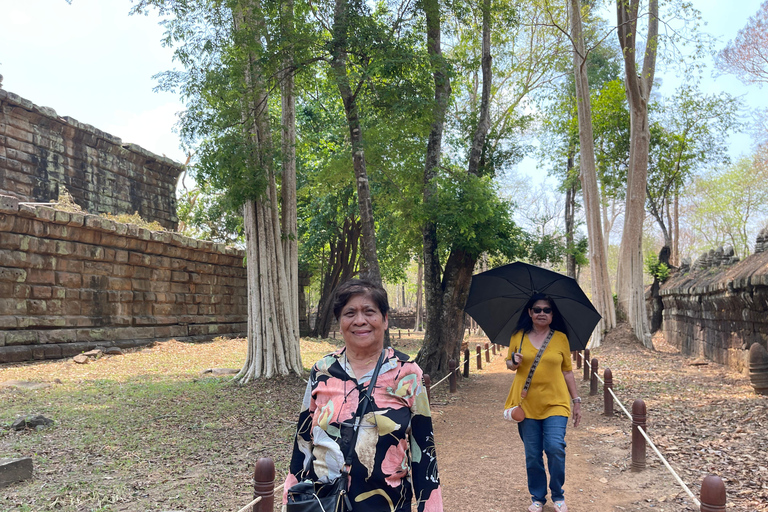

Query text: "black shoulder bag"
[286, 350, 387, 512]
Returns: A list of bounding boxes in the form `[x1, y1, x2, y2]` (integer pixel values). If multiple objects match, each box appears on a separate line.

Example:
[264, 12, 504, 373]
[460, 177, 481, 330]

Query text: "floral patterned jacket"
[283, 346, 443, 512]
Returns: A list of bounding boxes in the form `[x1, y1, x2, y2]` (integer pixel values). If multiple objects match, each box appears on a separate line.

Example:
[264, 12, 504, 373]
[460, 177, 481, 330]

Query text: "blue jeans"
[517, 415, 568, 505]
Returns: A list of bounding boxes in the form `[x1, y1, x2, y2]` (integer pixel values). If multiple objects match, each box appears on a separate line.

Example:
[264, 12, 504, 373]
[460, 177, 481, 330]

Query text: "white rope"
[235, 483, 285, 512]
[636, 425, 701, 507]
[581, 356, 700, 506]
[428, 346, 502, 391]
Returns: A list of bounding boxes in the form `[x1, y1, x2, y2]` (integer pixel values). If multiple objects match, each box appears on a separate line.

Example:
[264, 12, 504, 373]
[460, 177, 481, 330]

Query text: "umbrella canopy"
[464, 262, 601, 351]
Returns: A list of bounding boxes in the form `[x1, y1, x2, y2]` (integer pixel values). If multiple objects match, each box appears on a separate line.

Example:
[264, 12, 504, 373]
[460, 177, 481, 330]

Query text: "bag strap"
[344, 348, 387, 465]
[521, 329, 554, 397]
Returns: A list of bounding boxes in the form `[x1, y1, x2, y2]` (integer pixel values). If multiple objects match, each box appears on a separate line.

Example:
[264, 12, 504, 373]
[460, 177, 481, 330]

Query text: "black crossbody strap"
[522, 329, 554, 395]
[344, 348, 387, 465]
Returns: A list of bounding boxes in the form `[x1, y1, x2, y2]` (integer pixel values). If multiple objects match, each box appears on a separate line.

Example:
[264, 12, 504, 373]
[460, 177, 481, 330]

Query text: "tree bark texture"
[565, 152, 577, 279]
[418, 0, 454, 378]
[417, 0, 490, 378]
[569, 0, 616, 347]
[234, 2, 302, 381]
[312, 217, 360, 338]
[615, 0, 656, 348]
[330, 0, 382, 286]
[281, 0, 299, 337]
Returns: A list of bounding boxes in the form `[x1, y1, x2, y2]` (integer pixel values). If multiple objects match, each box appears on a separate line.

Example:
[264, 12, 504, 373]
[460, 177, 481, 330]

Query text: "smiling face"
[339, 293, 388, 353]
[528, 299, 553, 330]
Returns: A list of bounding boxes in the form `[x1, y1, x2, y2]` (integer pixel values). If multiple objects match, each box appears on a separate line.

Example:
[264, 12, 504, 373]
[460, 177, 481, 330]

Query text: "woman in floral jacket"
[283, 279, 443, 512]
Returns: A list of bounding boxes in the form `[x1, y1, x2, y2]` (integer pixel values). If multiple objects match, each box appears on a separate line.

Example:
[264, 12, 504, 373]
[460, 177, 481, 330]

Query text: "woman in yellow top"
[503, 293, 581, 512]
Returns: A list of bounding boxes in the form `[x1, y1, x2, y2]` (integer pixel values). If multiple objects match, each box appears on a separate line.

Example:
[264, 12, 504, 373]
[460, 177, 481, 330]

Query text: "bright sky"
[1, 0, 766, 176]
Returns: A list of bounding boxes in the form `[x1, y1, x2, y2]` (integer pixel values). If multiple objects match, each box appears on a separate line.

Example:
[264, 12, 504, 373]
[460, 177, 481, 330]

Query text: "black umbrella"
[464, 261, 601, 351]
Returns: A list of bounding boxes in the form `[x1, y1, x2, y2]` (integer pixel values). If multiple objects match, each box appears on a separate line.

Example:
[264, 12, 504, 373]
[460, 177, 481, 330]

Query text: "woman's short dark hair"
[332, 279, 390, 320]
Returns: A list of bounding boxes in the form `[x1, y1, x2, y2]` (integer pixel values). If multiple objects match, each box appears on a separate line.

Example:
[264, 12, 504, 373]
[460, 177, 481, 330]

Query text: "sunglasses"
[531, 307, 552, 314]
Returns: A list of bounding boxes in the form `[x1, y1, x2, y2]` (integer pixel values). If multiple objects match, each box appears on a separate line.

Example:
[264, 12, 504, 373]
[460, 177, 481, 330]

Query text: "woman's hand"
[571, 401, 582, 428]
[505, 352, 522, 371]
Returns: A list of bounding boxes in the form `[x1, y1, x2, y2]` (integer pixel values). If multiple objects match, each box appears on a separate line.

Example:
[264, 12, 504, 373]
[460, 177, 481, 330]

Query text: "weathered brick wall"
[0, 86, 182, 230]
[659, 232, 768, 371]
[0, 194, 247, 363]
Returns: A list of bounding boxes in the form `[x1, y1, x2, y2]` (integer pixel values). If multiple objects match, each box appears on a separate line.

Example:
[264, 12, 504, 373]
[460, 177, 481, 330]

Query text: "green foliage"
[176, 184, 244, 245]
[647, 84, 742, 224]
[644, 253, 670, 282]
[426, 170, 524, 260]
[682, 152, 768, 259]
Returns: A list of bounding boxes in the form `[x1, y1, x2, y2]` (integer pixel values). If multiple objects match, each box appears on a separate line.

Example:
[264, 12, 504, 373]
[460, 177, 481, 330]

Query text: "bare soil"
[434, 327, 767, 512]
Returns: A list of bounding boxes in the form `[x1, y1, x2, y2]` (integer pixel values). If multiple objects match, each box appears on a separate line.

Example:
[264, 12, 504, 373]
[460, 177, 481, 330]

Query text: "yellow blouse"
[504, 330, 573, 419]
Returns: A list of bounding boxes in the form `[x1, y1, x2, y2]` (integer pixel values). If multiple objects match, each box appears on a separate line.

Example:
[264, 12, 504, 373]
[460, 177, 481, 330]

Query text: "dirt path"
[431, 351, 688, 512]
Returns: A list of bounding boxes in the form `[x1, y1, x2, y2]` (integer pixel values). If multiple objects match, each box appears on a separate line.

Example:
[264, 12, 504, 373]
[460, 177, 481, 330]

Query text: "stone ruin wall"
[0, 194, 247, 364]
[0, 85, 181, 230]
[0, 83, 247, 364]
[659, 229, 768, 372]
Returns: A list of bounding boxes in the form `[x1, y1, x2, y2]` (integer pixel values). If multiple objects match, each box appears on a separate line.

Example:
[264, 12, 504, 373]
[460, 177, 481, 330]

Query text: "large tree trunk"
[281, 0, 299, 336]
[417, 0, 490, 378]
[234, 3, 302, 382]
[615, 0, 656, 348]
[418, 0, 453, 378]
[565, 151, 577, 279]
[569, 0, 616, 347]
[312, 217, 360, 338]
[415, 257, 423, 331]
[330, 0, 382, 286]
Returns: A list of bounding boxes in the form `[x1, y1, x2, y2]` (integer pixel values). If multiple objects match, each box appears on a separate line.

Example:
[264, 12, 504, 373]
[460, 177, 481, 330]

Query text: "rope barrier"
[235, 483, 285, 512]
[428, 345, 502, 391]
[581, 357, 701, 506]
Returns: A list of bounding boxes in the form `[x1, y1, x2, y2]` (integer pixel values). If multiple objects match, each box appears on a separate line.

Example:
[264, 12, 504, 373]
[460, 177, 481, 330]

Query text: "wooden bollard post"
[253, 457, 275, 512]
[463, 348, 470, 378]
[590, 358, 599, 396]
[484, 343, 490, 363]
[476, 345, 482, 370]
[583, 349, 590, 381]
[449, 359, 458, 393]
[492, 344, 496, 356]
[603, 368, 613, 417]
[424, 374, 432, 405]
[576, 351, 582, 370]
[332, 331, 335, 339]
[398, 329, 401, 339]
[631, 399, 647, 472]
[700, 475, 726, 512]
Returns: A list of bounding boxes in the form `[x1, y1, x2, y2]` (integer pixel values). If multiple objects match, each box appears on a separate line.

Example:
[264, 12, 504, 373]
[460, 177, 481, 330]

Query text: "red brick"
[30, 286, 53, 299]
[26, 269, 55, 284]
[56, 272, 82, 288]
[107, 277, 131, 291]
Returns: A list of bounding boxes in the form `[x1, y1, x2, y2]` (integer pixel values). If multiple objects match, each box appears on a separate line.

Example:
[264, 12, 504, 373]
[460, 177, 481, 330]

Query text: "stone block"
[0, 457, 33, 488]
[0, 345, 33, 363]
[38, 329, 77, 344]
[0, 298, 26, 314]
[26, 269, 55, 285]
[154, 324, 188, 338]
[55, 272, 82, 288]
[59, 342, 95, 357]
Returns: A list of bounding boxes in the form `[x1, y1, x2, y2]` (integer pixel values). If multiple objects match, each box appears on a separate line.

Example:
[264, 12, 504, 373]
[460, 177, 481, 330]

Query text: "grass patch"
[0, 334, 424, 512]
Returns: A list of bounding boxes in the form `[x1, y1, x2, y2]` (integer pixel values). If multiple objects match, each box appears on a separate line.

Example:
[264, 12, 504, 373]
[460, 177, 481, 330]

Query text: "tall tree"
[646, 85, 740, 262]
[717, 1, 768, 86]
[417, 0, 526, 377]
[682, 152, 768, 259]
[615, 0, 658, 348]
[329, 0, 382, 285]
[569, 0, 616, 346]
[133, 0, 304, 379]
